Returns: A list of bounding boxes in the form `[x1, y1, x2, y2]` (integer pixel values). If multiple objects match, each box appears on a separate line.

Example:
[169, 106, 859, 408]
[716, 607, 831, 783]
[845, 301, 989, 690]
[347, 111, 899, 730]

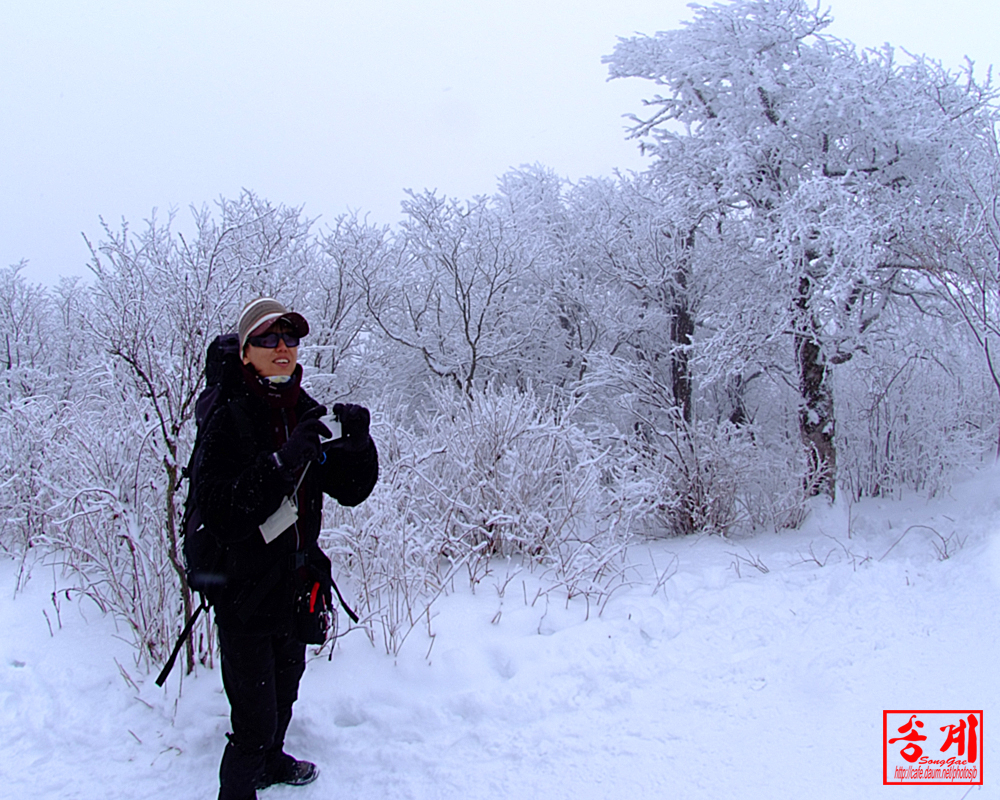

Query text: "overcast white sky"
[3, 0, 999, 284]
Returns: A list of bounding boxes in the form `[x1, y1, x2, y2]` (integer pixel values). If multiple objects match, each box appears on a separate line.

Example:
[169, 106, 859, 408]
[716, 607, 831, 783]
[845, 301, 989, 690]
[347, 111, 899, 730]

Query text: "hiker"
[194, 297, 378, 800]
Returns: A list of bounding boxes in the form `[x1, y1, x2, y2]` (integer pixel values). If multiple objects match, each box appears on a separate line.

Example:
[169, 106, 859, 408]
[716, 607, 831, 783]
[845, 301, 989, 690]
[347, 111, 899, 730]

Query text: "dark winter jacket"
[193, 362, 377, 635]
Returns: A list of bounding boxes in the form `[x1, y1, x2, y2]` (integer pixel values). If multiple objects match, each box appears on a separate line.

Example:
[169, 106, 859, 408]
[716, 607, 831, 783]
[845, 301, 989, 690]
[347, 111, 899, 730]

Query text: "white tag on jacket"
[260, 496, 298, 543]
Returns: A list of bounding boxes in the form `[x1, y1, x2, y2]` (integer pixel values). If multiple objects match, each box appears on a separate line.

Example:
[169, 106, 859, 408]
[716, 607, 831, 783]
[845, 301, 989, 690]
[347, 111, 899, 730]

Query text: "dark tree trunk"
[796, 277, 836, 499]
[671, 303, 694, 424]
[726, 374, 750, 427]
[670, 229, 695, 424]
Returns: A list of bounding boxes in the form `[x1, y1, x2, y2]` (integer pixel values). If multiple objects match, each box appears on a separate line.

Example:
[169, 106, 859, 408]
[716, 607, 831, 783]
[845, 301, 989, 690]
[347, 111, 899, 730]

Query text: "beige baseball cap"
[237, 297, 309, 351]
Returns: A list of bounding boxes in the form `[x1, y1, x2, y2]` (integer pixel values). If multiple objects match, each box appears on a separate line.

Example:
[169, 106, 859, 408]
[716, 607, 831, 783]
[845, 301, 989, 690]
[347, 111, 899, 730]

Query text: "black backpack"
[182, 333, 255, 595]
[156, 333, 251, 686]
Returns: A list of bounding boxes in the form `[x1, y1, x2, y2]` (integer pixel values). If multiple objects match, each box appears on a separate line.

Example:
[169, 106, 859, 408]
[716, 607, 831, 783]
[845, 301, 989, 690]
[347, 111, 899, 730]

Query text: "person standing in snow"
[194, 297, 378, 800]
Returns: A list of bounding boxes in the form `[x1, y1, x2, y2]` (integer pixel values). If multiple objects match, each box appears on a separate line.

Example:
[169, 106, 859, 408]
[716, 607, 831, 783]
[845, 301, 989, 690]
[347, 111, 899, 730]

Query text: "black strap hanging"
[330, 577, 359, 623]
[155, 595, 210, 687]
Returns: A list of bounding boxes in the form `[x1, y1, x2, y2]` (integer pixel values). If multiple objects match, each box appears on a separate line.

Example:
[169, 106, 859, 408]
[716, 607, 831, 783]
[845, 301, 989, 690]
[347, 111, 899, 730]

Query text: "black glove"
[333, 403, 370, 440]
[274, 406, 331, 478]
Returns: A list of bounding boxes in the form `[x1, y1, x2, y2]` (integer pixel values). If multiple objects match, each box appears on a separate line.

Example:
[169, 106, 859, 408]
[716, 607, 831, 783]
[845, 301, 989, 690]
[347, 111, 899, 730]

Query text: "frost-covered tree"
[359, 189, 549, 397]
[493, 165, 594, 391]
[606, 0, 998, 496]
[574, 174, 711, 423]
[899, 121, 1000, 453]
[0, 262, 53, 401]
[293, 213, 379, 400]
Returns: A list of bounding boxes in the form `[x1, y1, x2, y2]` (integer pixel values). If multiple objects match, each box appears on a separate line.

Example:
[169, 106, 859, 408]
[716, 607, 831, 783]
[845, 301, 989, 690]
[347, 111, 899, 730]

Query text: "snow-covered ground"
[3, 467, 1000, 800]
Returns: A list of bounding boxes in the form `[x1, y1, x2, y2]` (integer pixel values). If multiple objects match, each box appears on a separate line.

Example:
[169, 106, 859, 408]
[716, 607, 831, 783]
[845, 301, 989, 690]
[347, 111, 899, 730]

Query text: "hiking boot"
[257, 753, 318, 789]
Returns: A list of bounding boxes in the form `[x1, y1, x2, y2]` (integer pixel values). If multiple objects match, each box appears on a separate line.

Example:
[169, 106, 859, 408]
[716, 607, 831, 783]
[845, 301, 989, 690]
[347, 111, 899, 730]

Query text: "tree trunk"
[796, 278, 836, 499]
[670, 229, 695, 424]
[671, 304, 694, 424]
[726, 374, 750, 427]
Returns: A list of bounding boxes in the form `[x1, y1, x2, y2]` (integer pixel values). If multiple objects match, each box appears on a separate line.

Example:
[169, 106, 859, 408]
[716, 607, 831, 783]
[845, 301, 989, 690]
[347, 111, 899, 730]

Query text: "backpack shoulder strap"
[224, 393, 256, 457]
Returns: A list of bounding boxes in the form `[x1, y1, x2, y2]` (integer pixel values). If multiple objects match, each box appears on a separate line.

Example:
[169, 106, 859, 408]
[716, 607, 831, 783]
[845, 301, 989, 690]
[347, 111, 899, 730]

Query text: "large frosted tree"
[606, 0, 998, 497]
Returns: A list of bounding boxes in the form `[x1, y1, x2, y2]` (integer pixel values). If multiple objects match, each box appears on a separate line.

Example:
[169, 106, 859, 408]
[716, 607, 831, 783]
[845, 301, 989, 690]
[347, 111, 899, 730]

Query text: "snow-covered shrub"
[729, 426, 815, 532]
[836, 332, 997, 499]
[322, 383, 633, 654]
[321, 412, 452, 656]
[589, 348, 811, 538]
[619, 414, 810, 538]
[0, 395, 58, 559]
[39, 382, 178, 666]
[0, 366, 181, 668]
[621, 417, 738, 538]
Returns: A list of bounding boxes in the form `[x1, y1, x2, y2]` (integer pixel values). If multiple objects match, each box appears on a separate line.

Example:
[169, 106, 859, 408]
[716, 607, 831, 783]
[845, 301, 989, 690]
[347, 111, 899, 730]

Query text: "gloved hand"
[332, 403, 370, 440]
[274, 406, 331, 478]
[322, 403, 378, 506]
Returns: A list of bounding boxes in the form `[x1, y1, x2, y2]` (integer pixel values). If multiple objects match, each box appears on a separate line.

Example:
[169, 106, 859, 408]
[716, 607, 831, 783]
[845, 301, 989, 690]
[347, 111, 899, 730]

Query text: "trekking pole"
[155, 595, 210, 687]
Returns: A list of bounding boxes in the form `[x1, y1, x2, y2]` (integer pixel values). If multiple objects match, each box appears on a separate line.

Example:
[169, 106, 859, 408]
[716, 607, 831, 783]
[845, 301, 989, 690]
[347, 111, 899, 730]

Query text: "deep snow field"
[3, 466, 1000, 800]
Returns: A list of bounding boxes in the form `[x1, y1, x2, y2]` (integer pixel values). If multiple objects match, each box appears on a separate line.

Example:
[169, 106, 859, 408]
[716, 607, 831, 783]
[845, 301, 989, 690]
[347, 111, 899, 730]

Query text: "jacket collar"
[240, 362, 302, 409]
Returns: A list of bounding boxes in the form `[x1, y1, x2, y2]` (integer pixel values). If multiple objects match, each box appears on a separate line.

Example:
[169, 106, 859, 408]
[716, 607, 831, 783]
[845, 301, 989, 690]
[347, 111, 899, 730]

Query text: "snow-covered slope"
[3, 468, 999, 799]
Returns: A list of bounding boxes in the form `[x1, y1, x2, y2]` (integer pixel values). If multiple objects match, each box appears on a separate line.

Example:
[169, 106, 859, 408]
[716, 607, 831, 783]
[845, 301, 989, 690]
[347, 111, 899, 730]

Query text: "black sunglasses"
[247, 331, 300, 349]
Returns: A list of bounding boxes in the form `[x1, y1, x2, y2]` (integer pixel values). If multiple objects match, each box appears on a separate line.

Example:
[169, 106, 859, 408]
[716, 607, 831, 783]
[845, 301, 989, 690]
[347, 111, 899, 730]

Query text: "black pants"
[217, 626, 306, 800]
